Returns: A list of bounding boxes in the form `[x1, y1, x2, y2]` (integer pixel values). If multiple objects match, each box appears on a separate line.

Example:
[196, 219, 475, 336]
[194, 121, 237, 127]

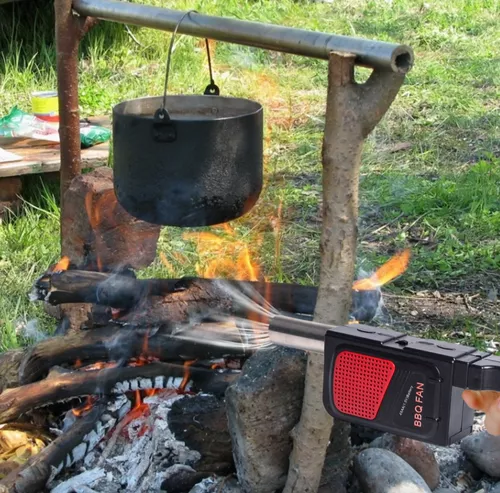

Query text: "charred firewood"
[33, 269, 178, 309]
[168, 394, 234, 476]
[0, 349, 26, 395]
[32, 269, 380, 321]
[18, 322, 261, 385]
[0, 362, 239, 424]
[0, 403, 106, 493]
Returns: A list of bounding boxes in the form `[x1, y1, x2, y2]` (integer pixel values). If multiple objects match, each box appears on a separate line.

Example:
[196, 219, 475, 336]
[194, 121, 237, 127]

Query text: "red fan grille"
[333, 350, 395, 420]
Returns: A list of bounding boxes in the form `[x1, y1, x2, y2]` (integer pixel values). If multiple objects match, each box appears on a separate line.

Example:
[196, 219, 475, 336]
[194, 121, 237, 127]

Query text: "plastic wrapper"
[0, 107, 111, 148]
[0, 107, 59, 142]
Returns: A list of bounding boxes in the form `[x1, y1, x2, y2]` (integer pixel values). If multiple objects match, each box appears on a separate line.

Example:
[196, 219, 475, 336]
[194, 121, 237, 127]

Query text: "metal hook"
[161, 9, 198, 113]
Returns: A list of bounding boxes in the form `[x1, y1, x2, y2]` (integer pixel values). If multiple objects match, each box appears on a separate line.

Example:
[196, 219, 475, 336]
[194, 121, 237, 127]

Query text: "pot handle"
[154, 10, 196, 143]
[153, 108, 176, 143]
[160, 10, 221, 107]
[203, 39, 220, 96]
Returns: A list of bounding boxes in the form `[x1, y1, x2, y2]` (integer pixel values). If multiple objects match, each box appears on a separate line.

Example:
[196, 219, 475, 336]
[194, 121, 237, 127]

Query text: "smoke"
[351, 267, 385, 322]
[15, 319, 48, 343]
[169, 279, 278, 352]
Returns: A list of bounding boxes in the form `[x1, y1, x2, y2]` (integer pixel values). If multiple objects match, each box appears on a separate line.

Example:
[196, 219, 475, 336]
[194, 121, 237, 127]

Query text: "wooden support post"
[283, 52, 406, 493]
[55, 0, 97, 255]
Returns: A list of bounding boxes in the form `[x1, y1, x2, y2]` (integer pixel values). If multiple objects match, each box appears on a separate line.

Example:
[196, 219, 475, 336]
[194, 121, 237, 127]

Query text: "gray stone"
[370, 434, 440, 489]
[461, 431, 500, 478]
[489, 483, 500, 493]
[225, 346, 306, 493]
[354, 448, 432, 493]
[431, 489, 456, 493]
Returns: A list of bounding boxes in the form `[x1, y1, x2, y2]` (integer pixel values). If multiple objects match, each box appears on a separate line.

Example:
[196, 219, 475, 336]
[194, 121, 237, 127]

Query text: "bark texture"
[55, 0, 97, 253]
[283, 52, 405, 493]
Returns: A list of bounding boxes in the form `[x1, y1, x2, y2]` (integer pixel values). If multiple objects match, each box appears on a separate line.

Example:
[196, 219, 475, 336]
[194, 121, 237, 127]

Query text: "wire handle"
[158, 10, 219, 121]
[203, 39, 220, 95]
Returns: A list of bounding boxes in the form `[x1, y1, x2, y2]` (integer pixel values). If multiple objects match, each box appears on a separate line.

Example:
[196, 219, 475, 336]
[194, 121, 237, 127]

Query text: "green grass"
[0, 0, 499, 349]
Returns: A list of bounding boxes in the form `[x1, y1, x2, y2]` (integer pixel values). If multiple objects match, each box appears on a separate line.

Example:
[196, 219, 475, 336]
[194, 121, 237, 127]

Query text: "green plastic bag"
[0, 107, 111, 148]
[79, 122, 111, 149]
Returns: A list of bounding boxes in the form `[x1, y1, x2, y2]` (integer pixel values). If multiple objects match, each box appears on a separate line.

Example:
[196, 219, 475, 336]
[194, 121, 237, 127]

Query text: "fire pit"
[0, 217, 407, 493]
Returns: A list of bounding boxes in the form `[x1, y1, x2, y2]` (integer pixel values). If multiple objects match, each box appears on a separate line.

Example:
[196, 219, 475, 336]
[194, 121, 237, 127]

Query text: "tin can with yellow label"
[32, 91, 59, 123]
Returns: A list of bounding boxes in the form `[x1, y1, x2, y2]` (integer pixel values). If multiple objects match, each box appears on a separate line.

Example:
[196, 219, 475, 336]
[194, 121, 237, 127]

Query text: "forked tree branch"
[283, 52, 406, 493]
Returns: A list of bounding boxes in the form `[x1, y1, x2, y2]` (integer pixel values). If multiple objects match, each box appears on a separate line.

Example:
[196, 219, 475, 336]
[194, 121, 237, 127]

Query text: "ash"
[429, 412, 496, 493]
[49, 388, 204, 493]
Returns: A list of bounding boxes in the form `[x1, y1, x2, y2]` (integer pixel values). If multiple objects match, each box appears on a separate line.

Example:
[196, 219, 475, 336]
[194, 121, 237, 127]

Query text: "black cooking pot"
[112, 95, 263, 227]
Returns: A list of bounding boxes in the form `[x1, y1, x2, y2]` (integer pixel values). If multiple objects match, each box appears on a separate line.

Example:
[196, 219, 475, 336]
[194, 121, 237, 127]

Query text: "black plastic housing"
[323, 324, 500, 446]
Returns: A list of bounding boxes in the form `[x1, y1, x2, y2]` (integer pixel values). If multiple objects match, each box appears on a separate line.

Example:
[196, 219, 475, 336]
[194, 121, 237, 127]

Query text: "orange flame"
[182, 231, 261, 281]
[52, 256, 70, 272]
[159, 252, 175, 274]
[353, 249, 411, 291]
[72, 395, 97, 417]
[127, 330, 160, 399]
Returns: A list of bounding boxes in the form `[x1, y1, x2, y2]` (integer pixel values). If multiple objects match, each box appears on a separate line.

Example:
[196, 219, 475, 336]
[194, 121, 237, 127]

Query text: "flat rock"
[460, 431, 500, 478]
[370, 434, 440, 489]
[431, 489, 456, 493]
[225, 346, 306, 493]
[489, 483, 500, 493]
[353, 448, 432, 493]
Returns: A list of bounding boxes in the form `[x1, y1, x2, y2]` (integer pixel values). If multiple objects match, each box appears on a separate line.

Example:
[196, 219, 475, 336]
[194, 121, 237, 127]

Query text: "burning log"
[0, 403, 106, 493]
[32, 269, 381, 322]
[17, 322, 258, 385]
[0, 362, 239, 424]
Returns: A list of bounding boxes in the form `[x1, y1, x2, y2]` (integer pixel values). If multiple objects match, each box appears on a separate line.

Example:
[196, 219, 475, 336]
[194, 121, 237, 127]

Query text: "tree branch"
[78, 16, 99, 39]
[359, 68, 406, 137]
[284, 51, 406, 493]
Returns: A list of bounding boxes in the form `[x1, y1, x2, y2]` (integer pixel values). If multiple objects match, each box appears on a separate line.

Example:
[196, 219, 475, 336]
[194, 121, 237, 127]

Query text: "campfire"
[0, 169, 410, 493]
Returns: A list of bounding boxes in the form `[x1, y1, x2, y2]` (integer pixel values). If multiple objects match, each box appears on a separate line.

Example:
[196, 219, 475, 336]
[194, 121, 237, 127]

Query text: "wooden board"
[0, 117, 110, 178]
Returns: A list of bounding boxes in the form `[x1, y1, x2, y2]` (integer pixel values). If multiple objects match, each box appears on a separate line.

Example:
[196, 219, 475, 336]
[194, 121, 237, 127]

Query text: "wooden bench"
[0, 117, 110, 179]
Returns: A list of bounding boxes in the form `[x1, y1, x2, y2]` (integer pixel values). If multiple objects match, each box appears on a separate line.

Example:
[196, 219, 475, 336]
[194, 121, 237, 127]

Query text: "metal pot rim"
[113, 94, 263, 122]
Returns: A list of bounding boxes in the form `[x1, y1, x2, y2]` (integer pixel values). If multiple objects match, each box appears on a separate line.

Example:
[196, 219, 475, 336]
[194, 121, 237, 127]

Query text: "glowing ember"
[353, 249, 411, 291]
[83, 361, 117, 371]
[180, 360, 197, 393]
[72, 396, 97, 417]
[52, 256, 70, 272]
[73, 359, 117, 371]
